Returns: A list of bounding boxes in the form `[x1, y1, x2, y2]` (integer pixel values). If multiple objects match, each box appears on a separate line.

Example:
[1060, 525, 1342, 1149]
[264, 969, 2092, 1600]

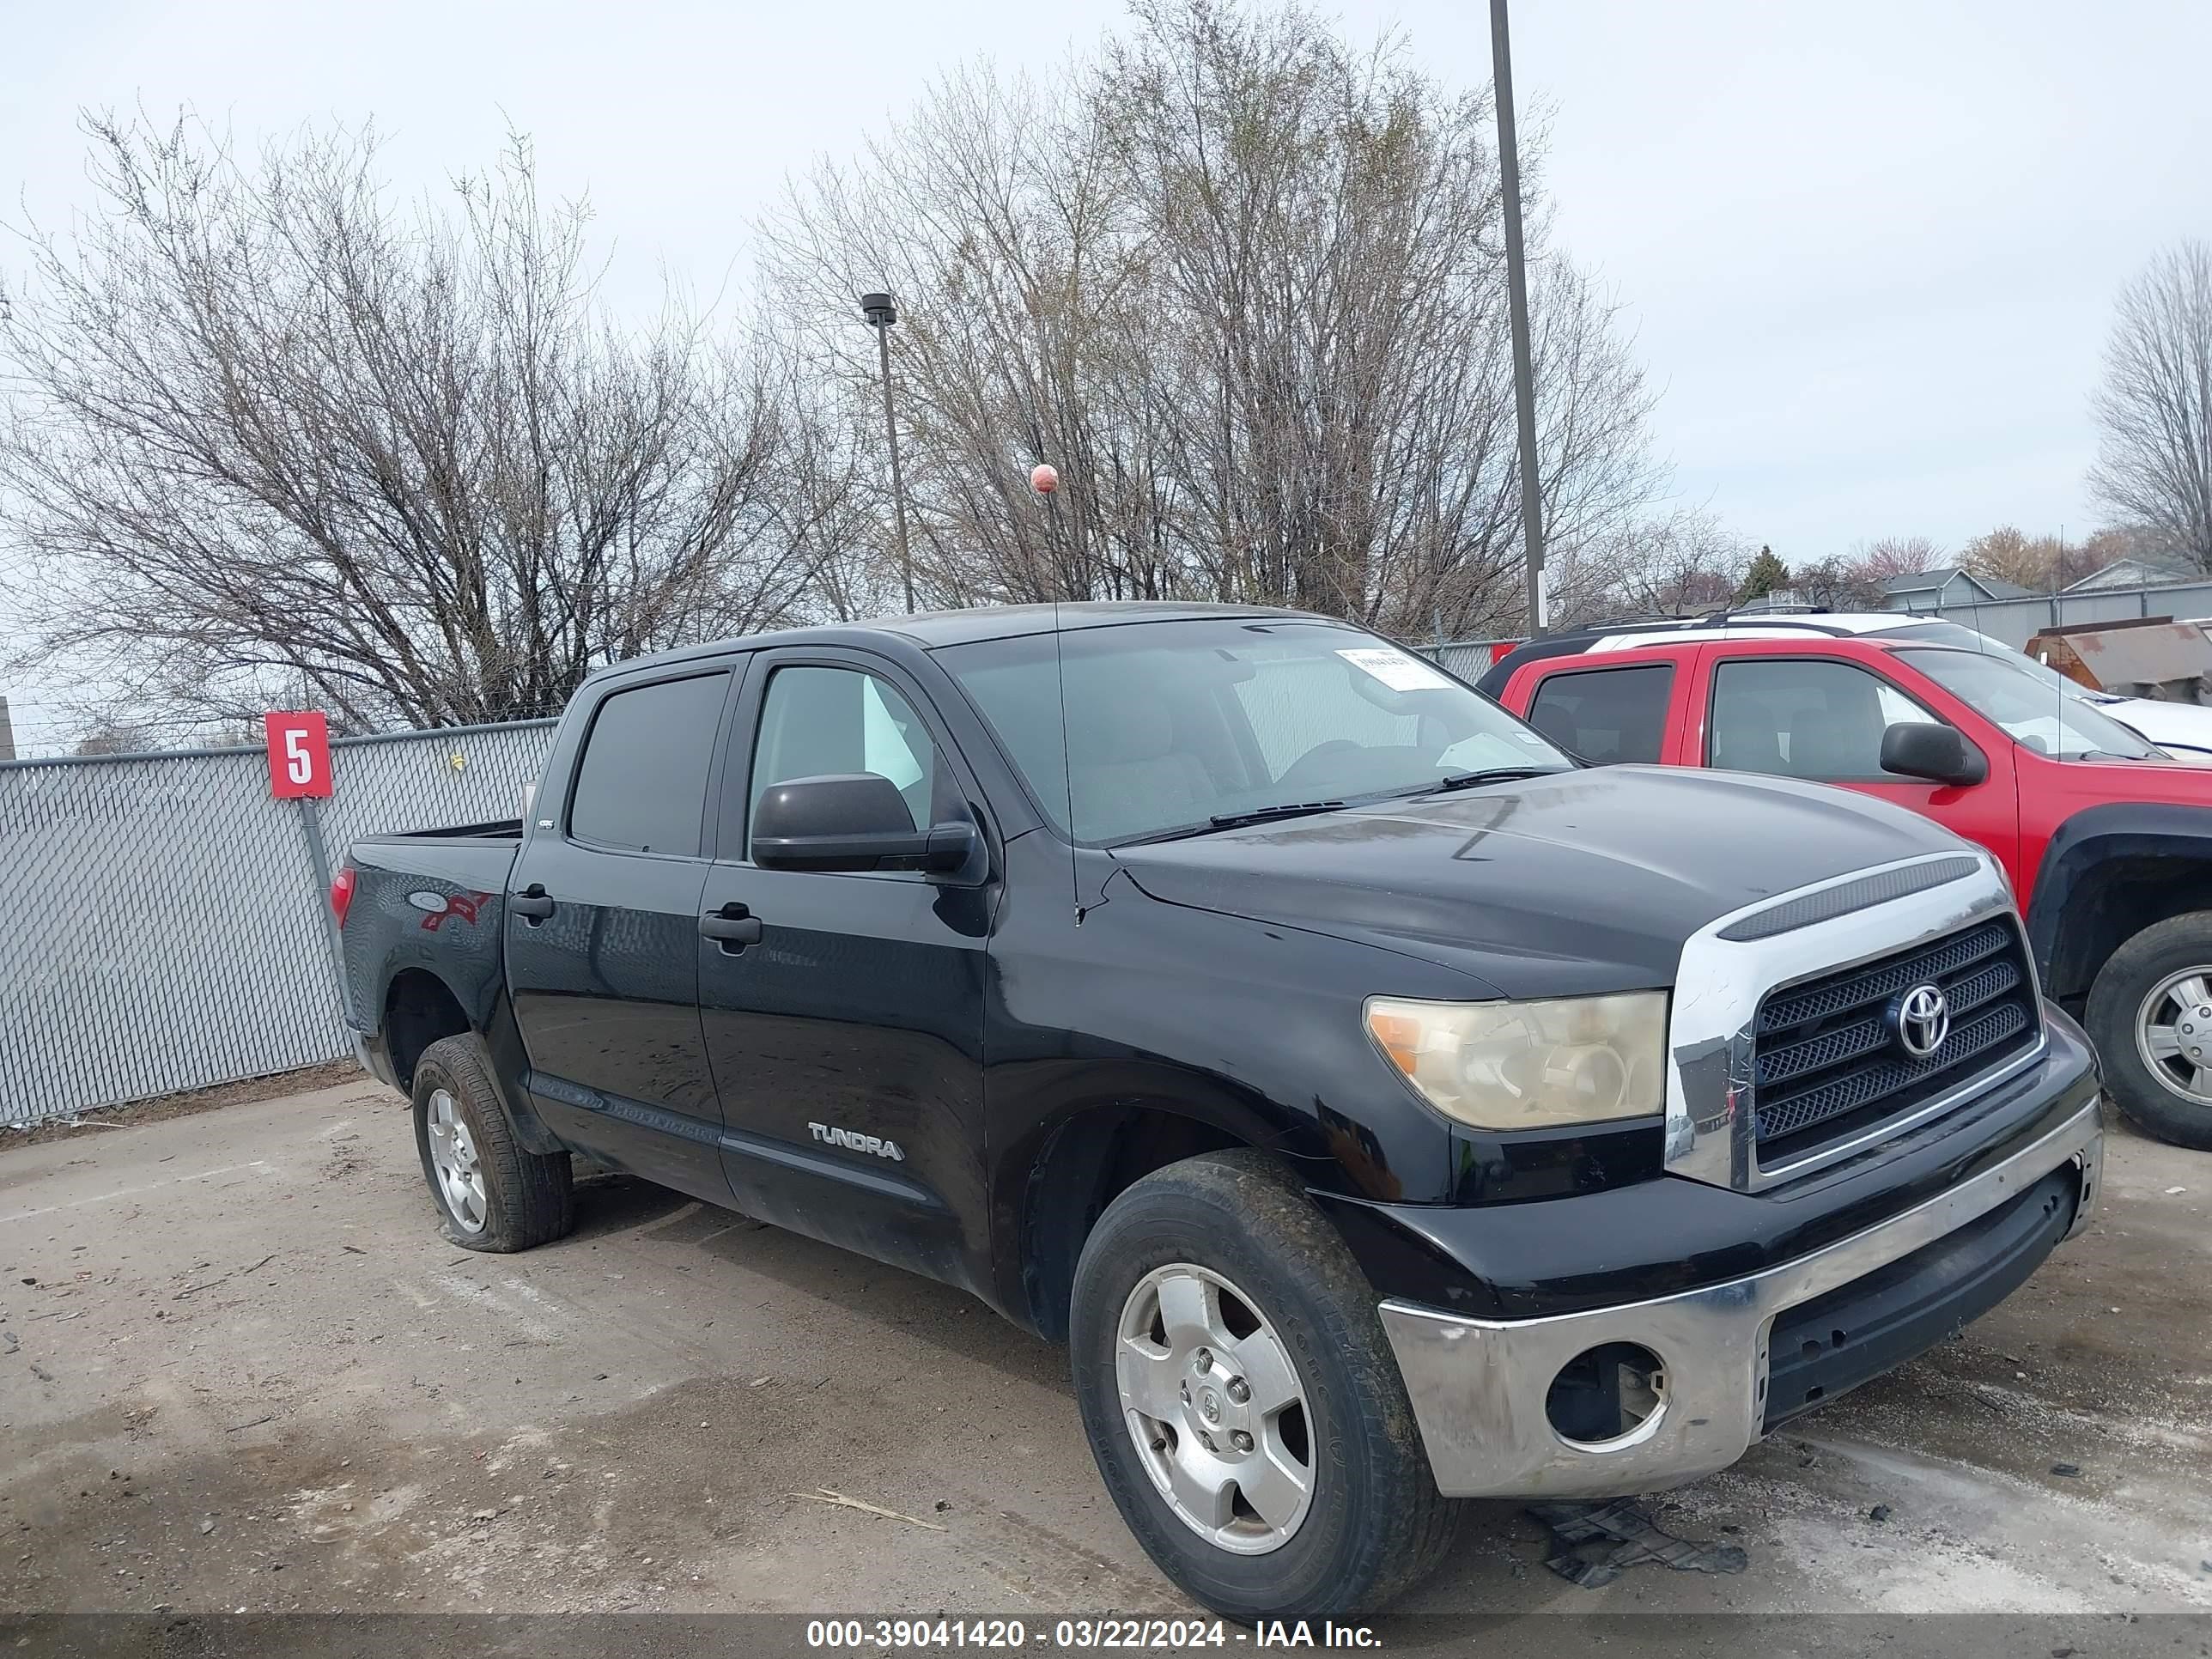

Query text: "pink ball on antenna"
[1030, 464, 1060, 494]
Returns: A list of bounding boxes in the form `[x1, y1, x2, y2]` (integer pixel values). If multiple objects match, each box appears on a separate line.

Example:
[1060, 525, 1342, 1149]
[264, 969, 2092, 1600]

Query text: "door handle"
[511, 884, 556, 922]
[699, 902, 763, 950]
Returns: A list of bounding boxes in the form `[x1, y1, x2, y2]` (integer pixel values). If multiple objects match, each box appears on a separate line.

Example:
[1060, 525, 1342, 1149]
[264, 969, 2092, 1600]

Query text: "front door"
[696, 649, 994, 1293]
[505, 664, 738, 1200]
[1698, 648, 2020, 875]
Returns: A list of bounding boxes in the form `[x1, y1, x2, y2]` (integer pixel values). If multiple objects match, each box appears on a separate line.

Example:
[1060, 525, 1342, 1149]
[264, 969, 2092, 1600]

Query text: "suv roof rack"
[1551, 605, 1844, 635]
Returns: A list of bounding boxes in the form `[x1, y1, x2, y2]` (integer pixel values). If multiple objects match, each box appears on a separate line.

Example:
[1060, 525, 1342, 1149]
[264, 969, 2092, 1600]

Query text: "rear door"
[695, 647, 995, 1293]
[1508, 654, 1696, 765]
[1692, 644, 2021, 876]
[505, 661, 741, 1200]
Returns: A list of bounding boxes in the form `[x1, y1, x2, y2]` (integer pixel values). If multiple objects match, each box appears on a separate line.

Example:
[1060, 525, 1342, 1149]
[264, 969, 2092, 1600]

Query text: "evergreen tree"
[1735, 546, 1790, 605]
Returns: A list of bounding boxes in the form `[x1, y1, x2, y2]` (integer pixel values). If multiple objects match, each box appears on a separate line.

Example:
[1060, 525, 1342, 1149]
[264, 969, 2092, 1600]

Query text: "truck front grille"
[1752, 919, 2039, 1164]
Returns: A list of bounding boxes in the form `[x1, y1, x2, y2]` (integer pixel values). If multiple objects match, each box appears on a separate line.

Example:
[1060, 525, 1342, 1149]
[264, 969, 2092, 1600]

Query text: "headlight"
[1365, 992, 1668, 1130]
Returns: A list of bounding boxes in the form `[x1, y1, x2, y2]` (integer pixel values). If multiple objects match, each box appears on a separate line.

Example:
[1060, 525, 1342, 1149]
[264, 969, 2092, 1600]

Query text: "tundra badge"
[808, 1122, 906, 1161]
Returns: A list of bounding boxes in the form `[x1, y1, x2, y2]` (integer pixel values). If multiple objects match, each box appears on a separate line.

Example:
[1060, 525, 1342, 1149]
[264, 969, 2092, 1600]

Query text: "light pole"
[860, 292, 916, 612]
[1490, 0, 1547, 636]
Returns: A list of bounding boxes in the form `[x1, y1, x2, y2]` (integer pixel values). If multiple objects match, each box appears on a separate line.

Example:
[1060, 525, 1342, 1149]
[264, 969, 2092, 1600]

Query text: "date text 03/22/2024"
[803, 1620, 1382, 1650]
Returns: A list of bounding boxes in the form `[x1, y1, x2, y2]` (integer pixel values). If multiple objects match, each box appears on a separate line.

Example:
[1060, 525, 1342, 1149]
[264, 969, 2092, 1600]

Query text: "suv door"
[506, 662, 741, 1200]
[696, 647, 994, 1293]
[1695, 646, 2021, 876]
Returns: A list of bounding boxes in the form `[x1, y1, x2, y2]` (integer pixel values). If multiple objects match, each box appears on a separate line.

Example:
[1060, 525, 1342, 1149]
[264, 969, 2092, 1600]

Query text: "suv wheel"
[1069, 1150, 1459, 1622]
[2086, 912, 2212, 1152]
[411, 1036, 576, 1250]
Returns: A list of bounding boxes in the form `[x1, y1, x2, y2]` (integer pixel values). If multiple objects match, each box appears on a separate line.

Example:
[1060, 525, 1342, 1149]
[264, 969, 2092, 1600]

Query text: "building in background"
[1882, 567, 2036, 613]
[2063, 550, 2201, 593]
[0, 695, 15, 763]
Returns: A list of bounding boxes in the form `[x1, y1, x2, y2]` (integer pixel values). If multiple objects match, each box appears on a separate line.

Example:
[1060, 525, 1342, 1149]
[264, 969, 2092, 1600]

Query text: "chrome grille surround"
[1666, 851, 2047, 1192]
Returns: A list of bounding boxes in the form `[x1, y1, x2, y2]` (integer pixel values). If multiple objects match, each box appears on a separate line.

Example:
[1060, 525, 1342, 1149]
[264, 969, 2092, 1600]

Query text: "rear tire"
[411, 1036, 574, 1251]
[1069, 1150, 1460, 1623]
[2086, 911, 2212, 1152]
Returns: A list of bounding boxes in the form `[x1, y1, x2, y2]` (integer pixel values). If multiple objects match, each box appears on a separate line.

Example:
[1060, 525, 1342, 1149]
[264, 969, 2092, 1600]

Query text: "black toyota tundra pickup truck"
[336, 602, 2102, 1621]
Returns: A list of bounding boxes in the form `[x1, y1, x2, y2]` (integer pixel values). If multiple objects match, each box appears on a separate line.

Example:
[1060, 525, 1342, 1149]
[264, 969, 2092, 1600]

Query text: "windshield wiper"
[1207, 800, 1346, 829]
[1115, 800, 1347, 847]
[1422, 766, 1568, 793]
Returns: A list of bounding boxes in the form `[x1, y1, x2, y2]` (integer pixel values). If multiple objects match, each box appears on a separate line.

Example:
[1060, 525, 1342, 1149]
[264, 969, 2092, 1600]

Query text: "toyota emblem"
[1891, 983, 1951, 1060]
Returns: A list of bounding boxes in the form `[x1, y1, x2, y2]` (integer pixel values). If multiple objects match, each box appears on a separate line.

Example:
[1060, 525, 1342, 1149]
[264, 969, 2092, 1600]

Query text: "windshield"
[1899, 647, 2163, 761]
[1874, 620, 2008, 650]
[938, 617, 1572, 845]
[1875, 621, 2117, 702]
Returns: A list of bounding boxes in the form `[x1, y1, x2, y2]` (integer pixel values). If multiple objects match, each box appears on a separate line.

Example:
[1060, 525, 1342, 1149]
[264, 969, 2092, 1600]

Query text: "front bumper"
[1379, 1091, 2103, 1498]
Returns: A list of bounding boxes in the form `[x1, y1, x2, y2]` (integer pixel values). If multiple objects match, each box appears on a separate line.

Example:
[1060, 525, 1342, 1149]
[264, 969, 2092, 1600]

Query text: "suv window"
[1709, 658, 1931, 781]
[1528, 665, 1673, 763]
[750, 665, 946, 843]
[568, 672, 729, 854]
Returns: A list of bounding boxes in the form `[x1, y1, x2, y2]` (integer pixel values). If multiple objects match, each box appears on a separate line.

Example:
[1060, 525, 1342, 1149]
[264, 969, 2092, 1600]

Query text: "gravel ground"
[1, 1078, 2208, 1651]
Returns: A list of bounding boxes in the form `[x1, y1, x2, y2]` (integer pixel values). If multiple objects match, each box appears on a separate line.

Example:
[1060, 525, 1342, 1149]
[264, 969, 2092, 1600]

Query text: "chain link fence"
[1419, 638, 1521, 681]
[0, 720, 556, 1127]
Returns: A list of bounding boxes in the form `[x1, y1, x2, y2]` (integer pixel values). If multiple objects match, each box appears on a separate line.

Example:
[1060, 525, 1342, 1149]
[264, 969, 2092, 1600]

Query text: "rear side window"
[568, 672, 729, 854]
[1527, 665, 1674, 764]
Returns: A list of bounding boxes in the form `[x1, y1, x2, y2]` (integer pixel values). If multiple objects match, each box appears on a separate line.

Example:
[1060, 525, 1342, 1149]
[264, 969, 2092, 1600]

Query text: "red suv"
[1486, 631, 2212, 1150]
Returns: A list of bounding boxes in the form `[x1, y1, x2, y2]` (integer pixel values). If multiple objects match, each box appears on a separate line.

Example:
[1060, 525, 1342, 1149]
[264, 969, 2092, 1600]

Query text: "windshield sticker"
[1336, 647, 1451, 692]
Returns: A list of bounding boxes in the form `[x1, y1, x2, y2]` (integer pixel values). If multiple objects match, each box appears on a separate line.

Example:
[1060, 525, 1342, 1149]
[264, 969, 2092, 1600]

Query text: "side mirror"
[1880, 722, 1987, 787]
[751, 773, 979, 874]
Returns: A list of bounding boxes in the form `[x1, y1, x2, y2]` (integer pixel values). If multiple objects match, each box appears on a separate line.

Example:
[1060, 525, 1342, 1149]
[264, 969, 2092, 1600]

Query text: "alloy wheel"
[2135, 968, 2212, 1103]
[1115, 1262, 1315, 1555]
[426, 1087, 489, 1233]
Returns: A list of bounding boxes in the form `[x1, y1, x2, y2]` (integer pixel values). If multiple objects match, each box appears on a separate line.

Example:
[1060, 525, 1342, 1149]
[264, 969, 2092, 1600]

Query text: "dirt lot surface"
[3, 1079, 2209, 1652]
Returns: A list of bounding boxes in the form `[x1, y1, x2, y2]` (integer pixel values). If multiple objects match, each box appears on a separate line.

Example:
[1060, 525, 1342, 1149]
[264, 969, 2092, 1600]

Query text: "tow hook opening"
[1546, 1341, 1668, 1449]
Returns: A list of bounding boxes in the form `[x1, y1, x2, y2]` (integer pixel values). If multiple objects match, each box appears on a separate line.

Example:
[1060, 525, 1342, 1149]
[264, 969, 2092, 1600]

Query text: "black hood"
[1110, 766, 1969, 999]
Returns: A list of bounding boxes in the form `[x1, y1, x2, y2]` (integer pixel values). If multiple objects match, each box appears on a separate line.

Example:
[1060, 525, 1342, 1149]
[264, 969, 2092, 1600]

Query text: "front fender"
[2028, 803, 2212, 998]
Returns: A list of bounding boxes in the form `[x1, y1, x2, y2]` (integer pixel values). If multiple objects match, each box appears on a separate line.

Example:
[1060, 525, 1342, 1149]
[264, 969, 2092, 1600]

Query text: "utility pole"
[861, 293, 916, 612]
[1491, 0, 1547, 636]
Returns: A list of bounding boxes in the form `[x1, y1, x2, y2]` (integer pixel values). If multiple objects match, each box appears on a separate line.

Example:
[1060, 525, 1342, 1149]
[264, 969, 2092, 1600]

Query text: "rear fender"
[416, 1018, 563, 1158]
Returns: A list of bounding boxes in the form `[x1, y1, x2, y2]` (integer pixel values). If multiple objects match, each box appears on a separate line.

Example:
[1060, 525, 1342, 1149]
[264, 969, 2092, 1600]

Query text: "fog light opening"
[1546, 1341, 1668, 1450]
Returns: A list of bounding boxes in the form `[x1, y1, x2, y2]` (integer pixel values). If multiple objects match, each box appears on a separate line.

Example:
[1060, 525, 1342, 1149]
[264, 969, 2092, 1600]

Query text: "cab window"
[1527, 665, 1673, 764]
[567, 672, 729, 855]
[1708, 659, 1932, 781]
[748, 665, 952, 846]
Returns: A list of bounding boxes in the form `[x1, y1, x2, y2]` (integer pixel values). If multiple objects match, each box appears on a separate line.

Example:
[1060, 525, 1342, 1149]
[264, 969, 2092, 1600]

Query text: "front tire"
[411, 1036, 575, 1251]
[2086, 911, 2212, 1152]
[1069, 1151, 1459, 1623]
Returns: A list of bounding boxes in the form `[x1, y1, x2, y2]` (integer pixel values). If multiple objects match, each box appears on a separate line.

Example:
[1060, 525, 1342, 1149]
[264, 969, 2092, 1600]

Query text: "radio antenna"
[1035, 462, 1080, 920]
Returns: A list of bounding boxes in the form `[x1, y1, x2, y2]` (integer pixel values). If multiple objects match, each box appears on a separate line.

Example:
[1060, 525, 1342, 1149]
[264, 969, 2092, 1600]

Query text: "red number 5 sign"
[264, 711, 334, 799]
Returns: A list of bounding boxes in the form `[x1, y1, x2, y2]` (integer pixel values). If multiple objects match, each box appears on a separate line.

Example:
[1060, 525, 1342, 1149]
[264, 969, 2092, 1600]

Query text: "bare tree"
[760, 65, 1170, 611]
[1960, 524, 2064, 592]
[1792, 556, 1887, 610]
[760, 0, 1662, 635]
[70, 720, 157, 757]
[1547, 507, 1748, 624]
[2075, 521, 2177, 580]
[1850, 535, 1943, 580]
[2089, 239, 2212, 570]
[0, 115, 842, 737]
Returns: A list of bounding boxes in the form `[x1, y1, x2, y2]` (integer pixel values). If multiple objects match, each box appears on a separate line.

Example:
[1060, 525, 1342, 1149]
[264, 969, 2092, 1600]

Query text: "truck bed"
[338, 829, 524, 1055]
[372, 819, 526, 841]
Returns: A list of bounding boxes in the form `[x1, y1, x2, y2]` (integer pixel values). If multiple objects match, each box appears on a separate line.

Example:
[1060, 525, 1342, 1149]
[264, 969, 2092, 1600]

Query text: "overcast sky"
[3, 0, 2208, 749]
